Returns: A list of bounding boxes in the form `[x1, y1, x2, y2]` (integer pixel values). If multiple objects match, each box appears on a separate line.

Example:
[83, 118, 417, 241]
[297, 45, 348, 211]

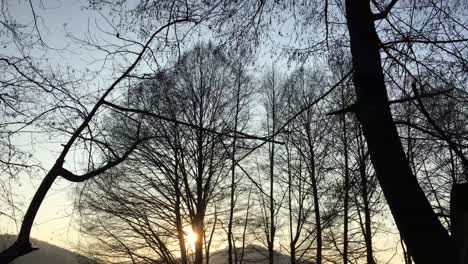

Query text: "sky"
[0, 1, 409, 263]
[1, 0, 108, 250]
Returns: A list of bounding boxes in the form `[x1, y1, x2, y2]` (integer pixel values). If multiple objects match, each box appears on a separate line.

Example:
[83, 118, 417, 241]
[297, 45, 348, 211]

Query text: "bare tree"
[226, 58, 254, 264]
[2, 0, 467, 263]
[259, 67, 285, 264]
[80, 43, 254, 264]
[0, 2, 198, 261]
[280, 69, 319, 264]
[285, 67, 333, 264]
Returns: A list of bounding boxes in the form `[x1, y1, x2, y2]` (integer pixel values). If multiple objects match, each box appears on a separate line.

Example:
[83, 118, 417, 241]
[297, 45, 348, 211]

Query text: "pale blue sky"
[1, 0, 114, 250]
[0, 2, 407, 263]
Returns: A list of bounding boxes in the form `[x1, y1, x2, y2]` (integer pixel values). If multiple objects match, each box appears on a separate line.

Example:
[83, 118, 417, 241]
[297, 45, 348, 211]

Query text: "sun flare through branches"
[184, 227, 198, 249]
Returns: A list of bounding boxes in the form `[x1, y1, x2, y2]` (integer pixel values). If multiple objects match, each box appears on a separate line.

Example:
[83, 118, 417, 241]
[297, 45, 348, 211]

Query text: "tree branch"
[373, 0, 399, 20]
[326, 88, 453, 116]
[58, 139, 143, 182]
[102, 100, 284, 144]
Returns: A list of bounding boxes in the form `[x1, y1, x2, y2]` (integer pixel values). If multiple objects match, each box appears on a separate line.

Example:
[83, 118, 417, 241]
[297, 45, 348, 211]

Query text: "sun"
[184, 227, 198, 247]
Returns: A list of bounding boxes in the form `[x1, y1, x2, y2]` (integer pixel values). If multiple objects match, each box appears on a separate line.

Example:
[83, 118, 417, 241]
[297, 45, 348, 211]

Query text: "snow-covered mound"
[1, 236, 313, 264]
[0, 235, 96, 264]
[209, 245, 313, 264]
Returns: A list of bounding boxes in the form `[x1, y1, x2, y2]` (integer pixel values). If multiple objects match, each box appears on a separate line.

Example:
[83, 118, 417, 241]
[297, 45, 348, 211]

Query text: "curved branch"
[58, 139, 142, 182]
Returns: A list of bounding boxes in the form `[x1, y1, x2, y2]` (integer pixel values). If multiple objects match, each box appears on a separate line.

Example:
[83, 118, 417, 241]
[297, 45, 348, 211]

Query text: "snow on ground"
[1, 235, 314, 264]
[208, 245, 313, 264]
[0, 235, 96, 264]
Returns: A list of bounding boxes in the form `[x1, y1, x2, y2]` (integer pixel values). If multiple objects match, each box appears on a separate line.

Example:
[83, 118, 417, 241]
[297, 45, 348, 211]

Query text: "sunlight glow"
[184, 227, 198, 247]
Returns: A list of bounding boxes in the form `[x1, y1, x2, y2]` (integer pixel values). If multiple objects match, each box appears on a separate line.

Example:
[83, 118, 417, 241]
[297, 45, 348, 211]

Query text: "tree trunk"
[194, 90, 205, 264]
[228, 66, 242, 264]
[268, 138, 275, 264]
[239, 188, 252, 264]
[228, 165, 236, 264]
[358, 145, 375, 264]
[287, 143, 297, 264]
[451, 183, 468, 264]
[310, 163, 322, 264]
[0, 163, 59, 263]
[341, 86, 350, 264]
[355, 128, 376, 264]
[174, 153, 188, 264]
[305, 128, 322, 264]
[193, 211, 205, 264]
[344, 1, 454, 263]
[268, 86, 276, 264]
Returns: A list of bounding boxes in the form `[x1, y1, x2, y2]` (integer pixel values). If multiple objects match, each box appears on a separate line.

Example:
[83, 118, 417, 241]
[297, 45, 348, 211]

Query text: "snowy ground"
[1, 235, 314, 264]
[0, 235, 96, 264]
[209, 245, 296, 264]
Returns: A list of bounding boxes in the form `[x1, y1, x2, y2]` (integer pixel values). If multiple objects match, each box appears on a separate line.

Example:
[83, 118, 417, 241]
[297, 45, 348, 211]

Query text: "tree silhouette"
[1, 1, 467, 263]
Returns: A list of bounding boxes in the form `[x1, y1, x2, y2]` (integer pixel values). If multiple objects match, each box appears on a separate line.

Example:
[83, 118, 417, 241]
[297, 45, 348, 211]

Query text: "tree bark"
[344, 1, 454, 263]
